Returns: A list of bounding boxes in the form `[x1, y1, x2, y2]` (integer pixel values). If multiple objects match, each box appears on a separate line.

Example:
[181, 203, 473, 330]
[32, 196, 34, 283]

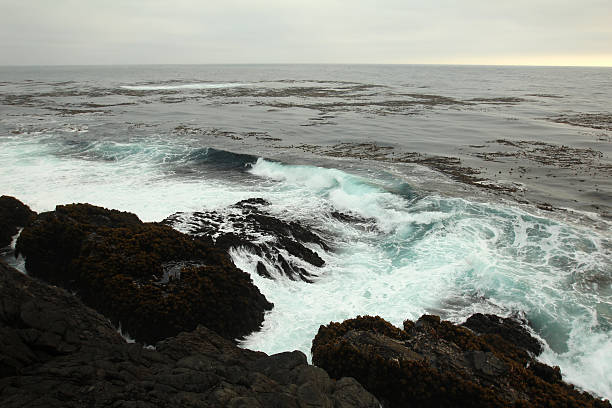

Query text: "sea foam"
[120, 83, 247, 91]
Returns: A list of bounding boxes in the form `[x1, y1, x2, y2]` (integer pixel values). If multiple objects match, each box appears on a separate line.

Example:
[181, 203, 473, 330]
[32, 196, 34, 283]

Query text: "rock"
[312, 314, 610, 408]
[462, 312, 543, 355]
[0, 196, 36, 248]
[0, 260, 125, 378]
[15, 203, 272, 344]
[329, 211, 377, 231]
[0, 261, 380, 407]
[163, 198, 329, 282]
[529, 360, 563, 384]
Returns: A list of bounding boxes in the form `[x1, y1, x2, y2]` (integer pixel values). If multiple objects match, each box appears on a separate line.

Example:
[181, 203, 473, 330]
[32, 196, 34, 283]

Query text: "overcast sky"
[1, 0, 611, 66]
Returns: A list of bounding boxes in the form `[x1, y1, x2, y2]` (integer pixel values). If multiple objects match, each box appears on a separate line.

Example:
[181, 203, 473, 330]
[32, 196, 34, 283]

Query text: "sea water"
[0, 64, 610, 399]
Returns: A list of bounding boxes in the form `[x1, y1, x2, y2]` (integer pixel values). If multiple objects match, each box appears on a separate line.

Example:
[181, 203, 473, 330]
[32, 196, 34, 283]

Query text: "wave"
[248, 158, 419, 231]
[119, 83, 247, 91]
[0, 136, 261, 221]
[242, 158, 612, 400]
[185, 147, 258, 171]
[37, 135, 259, 173]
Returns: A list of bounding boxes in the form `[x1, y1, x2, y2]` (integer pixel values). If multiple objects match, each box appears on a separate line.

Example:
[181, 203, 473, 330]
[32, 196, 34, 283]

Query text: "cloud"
[0, 0, 610, 65]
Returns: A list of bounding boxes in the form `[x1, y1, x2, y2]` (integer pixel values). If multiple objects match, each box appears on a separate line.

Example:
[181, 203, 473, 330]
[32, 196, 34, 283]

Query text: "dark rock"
[233, 198, 271, 208]
[462, 312, 543, 355]
[312, 314, 610, 408]
[0, 260, 124, 378]
[15, 203, 272, 344]
[529, 360, 563, 384]
[0, 196, 36, 248]
[163, 198, 329, 282]
[255, 261, 272, 279]
[0, 261, 380, 407]
[330, 210, 374, 225]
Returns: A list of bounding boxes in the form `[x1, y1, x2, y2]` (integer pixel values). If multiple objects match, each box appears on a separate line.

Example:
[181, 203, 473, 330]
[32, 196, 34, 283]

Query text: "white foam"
[0, 135, 255, 221]
[0, 228, 26, 273]
[116, 322, 136, 344]
[120, 83, 247, 91]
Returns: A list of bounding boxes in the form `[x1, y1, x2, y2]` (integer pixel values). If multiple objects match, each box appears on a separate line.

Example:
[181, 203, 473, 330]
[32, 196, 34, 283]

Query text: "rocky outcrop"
[0, 261, 380, 407]
[15, 203, 272, 344]
[163, 198, 329, 282]
[462, 312, 543, 355]
[312, 314, 610, 408]
[0, 196, 36, 248]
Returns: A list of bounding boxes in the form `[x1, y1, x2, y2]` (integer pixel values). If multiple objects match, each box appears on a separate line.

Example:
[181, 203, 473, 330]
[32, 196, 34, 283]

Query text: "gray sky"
[1, 0, 611, 66]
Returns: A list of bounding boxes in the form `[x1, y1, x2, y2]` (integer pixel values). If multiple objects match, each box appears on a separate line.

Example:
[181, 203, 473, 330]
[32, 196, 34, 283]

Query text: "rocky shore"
[0, 260, 379, 407]
[15, 202, 273, 344]
[312, 315, 610, 408]
[1, 195, 610, 407]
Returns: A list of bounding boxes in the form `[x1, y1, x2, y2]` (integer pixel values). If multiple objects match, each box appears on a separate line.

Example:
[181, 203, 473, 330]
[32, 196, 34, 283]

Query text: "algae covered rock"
[15, 203, 272, 343]
[312, 314, 610, 408]
[0, 195, 36, 248]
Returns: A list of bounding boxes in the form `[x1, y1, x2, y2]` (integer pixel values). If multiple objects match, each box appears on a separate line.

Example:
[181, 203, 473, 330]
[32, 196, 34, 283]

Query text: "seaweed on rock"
[15, 203, 272, 344]
[312, 314, 610, 408]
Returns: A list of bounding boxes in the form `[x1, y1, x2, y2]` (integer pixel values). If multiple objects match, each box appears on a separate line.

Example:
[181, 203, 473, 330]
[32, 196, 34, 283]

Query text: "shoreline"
[2, 195, 611, 404]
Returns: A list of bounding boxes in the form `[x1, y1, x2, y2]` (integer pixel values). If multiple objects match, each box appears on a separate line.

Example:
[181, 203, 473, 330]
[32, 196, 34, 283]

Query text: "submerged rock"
[15, 203, 272, 344]
[0, 261, 380, 407]
[0, 196, 36, 248]
[312, 314, 610, 408]
[163, 198, 329, 282]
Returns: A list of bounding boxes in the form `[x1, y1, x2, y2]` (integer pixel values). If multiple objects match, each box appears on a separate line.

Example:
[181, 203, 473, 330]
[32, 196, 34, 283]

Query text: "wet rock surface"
[312, 314, 610, 408]
[462, 312, 543, 355]
[163, 198, 329, 282]
[0, 261, 380, 408]
[15, 203, 272, 344]
[0, 196, 36, 248]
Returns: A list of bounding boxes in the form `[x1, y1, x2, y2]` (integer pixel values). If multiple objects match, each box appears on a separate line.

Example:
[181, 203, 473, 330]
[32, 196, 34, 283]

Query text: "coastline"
[1, 195, 610, 406]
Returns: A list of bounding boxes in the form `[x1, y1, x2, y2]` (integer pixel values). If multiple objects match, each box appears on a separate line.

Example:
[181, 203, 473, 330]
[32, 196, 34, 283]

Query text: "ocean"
[0, 64, 610, 399]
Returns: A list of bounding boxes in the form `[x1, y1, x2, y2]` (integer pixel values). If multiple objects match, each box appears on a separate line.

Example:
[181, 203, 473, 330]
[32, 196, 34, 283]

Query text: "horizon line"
[1, 62, 611, 69]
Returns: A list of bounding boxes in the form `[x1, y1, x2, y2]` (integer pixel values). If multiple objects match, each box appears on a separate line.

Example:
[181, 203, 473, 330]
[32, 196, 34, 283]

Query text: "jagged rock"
[312, 314, 610, 408]
[163, 198, 329, 282]
[462, 312, 543, 355]
[0, 196, 36, 248]
[15, 203, 272, 344]
[0, 261, 380, 408]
